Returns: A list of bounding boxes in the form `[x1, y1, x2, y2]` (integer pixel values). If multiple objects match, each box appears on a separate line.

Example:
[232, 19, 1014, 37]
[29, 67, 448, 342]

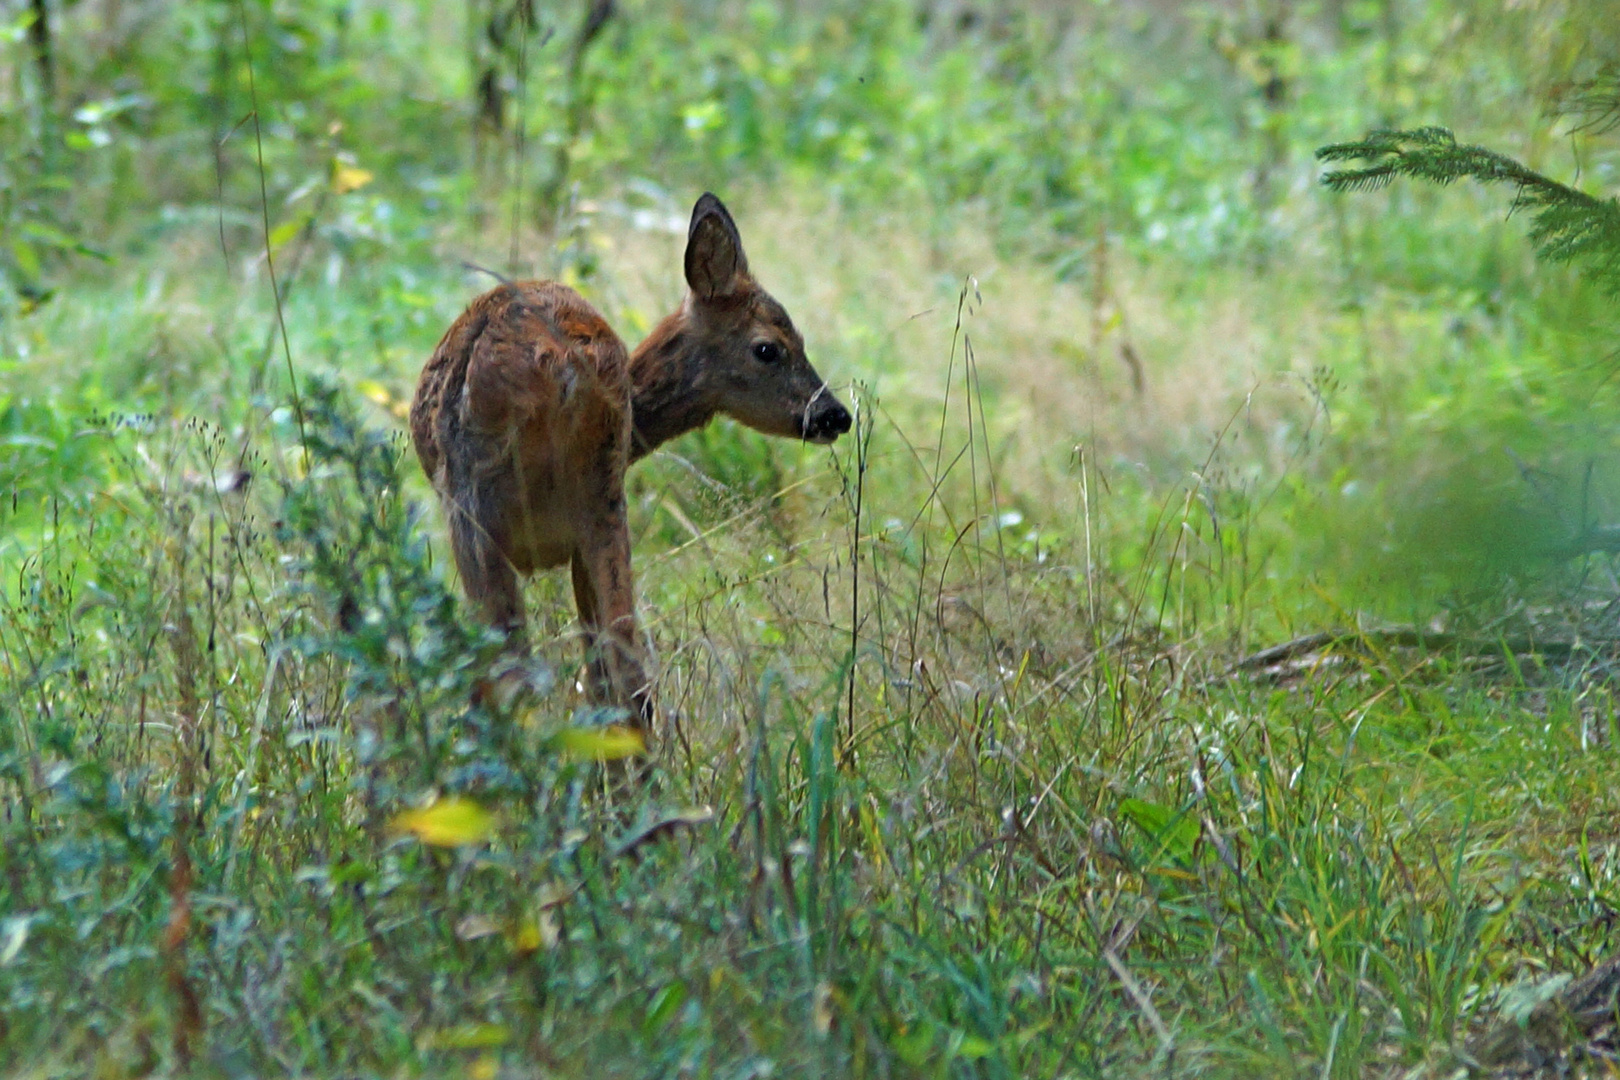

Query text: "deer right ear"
[684, 193, 750, 300]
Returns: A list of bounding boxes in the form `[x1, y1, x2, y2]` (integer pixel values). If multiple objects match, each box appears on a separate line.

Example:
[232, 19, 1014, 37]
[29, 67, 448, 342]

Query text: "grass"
[5, 196, 1618, 1077]
[5, 2, 1620, 1076]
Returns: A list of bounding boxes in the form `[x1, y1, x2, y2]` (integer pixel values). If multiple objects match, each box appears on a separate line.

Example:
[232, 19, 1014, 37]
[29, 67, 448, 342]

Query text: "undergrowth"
[4, 345, 1618, 1076]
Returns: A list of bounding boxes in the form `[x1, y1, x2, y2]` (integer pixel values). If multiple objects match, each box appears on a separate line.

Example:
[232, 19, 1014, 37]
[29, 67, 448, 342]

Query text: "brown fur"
[410, 194, 851, 730]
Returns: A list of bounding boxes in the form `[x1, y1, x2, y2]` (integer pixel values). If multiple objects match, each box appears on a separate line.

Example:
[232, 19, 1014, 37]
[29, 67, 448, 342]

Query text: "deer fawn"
[410, 193, 852, 732]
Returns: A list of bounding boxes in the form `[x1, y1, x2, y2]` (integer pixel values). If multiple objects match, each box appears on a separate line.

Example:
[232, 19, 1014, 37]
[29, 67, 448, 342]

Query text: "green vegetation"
[3, 1, 1619, 1076]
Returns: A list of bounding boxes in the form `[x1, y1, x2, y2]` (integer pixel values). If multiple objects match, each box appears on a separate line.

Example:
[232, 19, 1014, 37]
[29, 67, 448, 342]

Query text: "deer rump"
[415, 281, 633, 580]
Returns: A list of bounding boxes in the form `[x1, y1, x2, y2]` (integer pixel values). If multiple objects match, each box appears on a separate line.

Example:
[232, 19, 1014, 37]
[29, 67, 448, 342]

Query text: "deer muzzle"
[801, 395, 852, 444]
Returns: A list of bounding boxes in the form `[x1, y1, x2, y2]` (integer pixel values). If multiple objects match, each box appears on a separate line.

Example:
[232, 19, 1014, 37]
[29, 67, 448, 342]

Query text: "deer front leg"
[572, 513, 654, 733]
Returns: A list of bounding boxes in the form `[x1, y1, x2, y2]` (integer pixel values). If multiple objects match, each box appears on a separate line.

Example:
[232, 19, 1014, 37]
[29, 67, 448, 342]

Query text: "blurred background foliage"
[6, 1, 1620, 1076]
[1, 0, 1617, 618]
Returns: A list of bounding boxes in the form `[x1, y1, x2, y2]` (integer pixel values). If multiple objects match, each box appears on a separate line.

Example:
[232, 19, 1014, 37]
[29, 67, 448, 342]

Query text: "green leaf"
[1119, 797, 1201, 866]
[11, 239, 40, 282]
[950, 1032, 995, 1059]
[890, 1023, 936, 1066]
[554, 725, 646, 761]
[268, 211, 314, 254]
[418, 1023, 511, 1050]
[19, 221, 76, 250]
[643, 981, 686, 1036]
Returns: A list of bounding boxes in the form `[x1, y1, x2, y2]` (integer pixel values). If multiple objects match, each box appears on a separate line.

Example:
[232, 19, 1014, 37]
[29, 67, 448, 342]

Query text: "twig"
[538, 0, 615, 223]
[1103, 948, 1175, 1060]
[843, 385, 872, 765]
[235, 0, 307, 463]
[461, 260, 513, 285]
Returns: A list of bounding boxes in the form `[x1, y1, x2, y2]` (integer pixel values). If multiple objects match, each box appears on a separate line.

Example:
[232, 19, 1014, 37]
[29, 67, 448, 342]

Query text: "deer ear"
[684, 193, 750, 300]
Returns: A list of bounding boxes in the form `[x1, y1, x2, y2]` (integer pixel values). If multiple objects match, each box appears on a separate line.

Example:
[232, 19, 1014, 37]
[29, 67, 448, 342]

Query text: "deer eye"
[751, 341, 783, 364]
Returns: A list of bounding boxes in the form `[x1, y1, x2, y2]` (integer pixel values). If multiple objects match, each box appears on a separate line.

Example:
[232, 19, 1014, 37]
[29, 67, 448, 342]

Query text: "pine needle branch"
[1317, 127, 1620, 295]
[1556, 72, 1620, 135]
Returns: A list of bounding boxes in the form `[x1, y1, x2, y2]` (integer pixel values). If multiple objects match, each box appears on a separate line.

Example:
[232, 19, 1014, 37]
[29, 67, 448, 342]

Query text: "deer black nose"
[809, 400, 852, 441]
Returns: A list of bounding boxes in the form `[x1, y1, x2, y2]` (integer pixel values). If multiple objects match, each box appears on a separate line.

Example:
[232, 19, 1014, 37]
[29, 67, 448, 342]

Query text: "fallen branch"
[1550, 524, 1620, 559]
[1468, 953, 1620, 1070]
[1228, 626, 1595, 677]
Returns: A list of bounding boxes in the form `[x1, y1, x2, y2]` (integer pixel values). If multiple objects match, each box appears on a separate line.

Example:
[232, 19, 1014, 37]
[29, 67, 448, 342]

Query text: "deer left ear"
[684, 193, 750, 300]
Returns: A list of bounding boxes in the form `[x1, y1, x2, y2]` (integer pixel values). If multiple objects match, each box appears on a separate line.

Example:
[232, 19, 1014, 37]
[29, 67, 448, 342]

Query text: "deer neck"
[628, 311, 718, 461]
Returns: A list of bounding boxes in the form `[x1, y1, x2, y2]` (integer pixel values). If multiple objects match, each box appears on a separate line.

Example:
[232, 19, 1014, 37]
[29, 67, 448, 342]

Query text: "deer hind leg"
[448, 495, 536, 711]
[571, 514, 654, 732]
[448, 496, 525, 641]
[570, 550, 612, 705]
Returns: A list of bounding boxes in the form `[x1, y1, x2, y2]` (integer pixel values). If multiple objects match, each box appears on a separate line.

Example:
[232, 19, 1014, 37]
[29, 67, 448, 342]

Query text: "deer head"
[629, 194, 852, 457]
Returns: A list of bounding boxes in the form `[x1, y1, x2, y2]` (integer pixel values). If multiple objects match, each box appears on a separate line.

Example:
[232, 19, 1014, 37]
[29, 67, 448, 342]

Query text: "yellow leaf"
[555, 725, 646, 761]
[469, 1053, 498, 1080]
[332, 164, 374, 194]
[510, 910, 557, 954]
[391, 797, 496, 847]
[418, 1023, 510, 1051]
[355, 378, 398, 408]
[512, 921, 542, 953]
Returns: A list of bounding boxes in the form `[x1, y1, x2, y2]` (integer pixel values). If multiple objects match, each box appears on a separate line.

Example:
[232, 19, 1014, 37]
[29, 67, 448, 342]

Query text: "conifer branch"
[1557, 73, 1620, 135]
[1317, 127, 1620, 295]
